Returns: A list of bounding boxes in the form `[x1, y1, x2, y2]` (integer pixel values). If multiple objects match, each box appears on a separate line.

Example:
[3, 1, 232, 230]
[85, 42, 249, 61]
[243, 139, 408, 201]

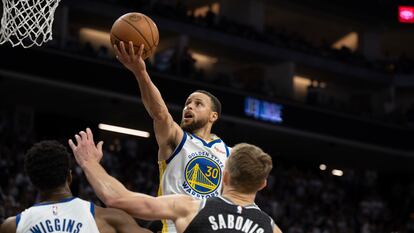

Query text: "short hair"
[194, 90, 222, 117]
[24, 140, 71, 191]
[226, 143, 273, 193]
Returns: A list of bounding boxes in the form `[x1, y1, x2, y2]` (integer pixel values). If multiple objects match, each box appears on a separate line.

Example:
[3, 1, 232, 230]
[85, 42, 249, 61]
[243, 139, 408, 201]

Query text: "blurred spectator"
[43, 0, 414, 126]
[1, 121, 412, 232]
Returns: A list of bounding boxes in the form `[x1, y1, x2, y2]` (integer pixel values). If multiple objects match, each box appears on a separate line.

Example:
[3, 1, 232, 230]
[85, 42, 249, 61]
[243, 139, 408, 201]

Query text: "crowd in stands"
[83, 0, 414, 75]
[68, 39, 414, 127]
[51, 0, 413, 127]
[1, 107, 414, 232]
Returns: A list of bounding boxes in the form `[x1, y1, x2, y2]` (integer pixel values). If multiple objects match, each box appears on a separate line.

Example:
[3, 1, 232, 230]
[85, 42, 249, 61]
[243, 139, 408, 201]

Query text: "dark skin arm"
[94, 206, 152, 233]
[0, 216, 16, 233]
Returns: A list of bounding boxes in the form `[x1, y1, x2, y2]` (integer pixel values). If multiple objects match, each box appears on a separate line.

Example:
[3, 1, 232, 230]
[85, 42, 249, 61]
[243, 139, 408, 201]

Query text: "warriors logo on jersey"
[183, 155, 223, 198]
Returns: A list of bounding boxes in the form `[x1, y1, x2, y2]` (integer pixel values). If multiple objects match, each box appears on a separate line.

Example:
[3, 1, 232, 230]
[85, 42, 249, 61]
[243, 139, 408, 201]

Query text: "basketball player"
[69, 128, 282, 233]
[0, 140, 151, 233]
[114, 42, 230, 231]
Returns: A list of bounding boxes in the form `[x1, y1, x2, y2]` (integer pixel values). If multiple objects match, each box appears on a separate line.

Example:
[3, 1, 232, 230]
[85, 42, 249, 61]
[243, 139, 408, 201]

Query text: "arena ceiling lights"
[399, 6, 414, 23]
[98, 123, 150, 138]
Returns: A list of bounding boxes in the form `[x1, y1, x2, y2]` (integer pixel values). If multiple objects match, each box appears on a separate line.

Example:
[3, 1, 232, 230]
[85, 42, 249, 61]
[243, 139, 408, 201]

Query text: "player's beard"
[180, 117, 208, 133]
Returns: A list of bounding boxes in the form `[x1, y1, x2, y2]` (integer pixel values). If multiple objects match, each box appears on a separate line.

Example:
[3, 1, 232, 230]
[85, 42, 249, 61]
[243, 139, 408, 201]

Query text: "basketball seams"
[153, 22, 159, 46]
[111, 34, 121, 44]
[142, 16, 155, 56]
[112, 31, 150, 57]
[143, 16, 156, 47]
[111, 34, 140, 49]
[120, 18, 151, 50]
[111, 13, 158, 59]
[150, 20, 159, 46]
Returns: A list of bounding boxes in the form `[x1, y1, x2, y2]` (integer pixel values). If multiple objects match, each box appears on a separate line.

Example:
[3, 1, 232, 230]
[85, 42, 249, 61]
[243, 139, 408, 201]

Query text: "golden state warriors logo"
[184, 156, 222, 196]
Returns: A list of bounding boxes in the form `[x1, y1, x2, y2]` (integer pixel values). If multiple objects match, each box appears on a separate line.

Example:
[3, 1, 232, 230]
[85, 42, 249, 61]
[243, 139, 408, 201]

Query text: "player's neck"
[221, 189, 256, 207]
[192, 127, 213, 142]
[39, 185, 73, 203]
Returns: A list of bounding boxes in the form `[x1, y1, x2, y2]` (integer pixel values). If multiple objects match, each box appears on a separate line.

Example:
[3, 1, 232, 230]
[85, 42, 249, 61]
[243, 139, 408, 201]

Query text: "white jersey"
[158, 131, 231, 233]
[16, 197, 100, 233]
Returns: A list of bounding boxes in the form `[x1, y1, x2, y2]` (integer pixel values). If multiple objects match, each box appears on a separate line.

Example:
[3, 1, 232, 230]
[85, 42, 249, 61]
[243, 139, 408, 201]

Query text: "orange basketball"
[110, 12, 159, 59]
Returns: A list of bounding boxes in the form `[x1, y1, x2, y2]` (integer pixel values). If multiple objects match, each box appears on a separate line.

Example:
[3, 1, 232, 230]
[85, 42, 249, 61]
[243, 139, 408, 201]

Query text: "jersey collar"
[218, 196, 259, 210]
[33, 196, 76, 206]
[191, 133, 222, 148]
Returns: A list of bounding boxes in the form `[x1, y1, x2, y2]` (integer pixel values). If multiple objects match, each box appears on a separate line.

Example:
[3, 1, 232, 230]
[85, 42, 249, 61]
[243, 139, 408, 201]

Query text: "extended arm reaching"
[69, 128, 196, 221]
[113, 42, 182, 159]
[114, 42, 168, 121]
[68, 128, 130, 204]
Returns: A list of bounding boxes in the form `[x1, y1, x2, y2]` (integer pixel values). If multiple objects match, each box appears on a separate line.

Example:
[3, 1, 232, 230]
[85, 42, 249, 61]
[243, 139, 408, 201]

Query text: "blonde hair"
[226, 143, 273, 193]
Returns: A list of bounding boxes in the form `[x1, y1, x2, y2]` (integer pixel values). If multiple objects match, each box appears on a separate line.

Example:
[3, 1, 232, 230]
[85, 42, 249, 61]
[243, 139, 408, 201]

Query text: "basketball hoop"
[0, 0, 61, 48]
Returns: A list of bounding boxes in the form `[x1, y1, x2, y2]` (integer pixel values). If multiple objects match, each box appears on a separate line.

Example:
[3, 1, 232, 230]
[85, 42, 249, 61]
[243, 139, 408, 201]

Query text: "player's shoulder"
[243, 204, 273, 223]
[93, 205, 151, 233]
[257, 210, 278, 232]
[255, 207, 273, 221]
[94, 205, 127, 219]
[93, 205, 126, 227]
[0, 216, 17, 233]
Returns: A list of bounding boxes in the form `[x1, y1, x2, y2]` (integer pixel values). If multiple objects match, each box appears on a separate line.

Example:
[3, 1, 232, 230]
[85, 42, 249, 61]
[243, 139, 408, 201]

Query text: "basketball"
[110, 12, 159, 59]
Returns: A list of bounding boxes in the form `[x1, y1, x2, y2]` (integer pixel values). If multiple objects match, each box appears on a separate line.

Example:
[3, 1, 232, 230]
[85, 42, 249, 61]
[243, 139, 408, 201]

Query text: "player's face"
[180, 92, 213, 132]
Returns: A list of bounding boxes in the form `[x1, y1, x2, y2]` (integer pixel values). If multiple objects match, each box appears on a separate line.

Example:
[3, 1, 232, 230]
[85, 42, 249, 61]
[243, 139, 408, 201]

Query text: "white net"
[0, 0, 61, 48]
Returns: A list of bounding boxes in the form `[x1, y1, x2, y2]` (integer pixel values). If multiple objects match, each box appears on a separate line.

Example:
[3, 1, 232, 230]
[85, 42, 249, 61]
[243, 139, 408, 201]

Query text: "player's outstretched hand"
[113, 41, 146, 74]
[68, 128, 104, 169]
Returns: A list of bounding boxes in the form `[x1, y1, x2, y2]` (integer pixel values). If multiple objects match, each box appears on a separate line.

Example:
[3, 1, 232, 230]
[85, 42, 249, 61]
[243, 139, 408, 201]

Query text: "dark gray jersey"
[184, 196, 274, 233]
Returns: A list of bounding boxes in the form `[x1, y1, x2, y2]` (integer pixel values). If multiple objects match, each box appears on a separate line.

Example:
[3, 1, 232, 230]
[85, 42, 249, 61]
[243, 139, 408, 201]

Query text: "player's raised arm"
[113, 42, 182, 159]
[69, 128, 197, 228]
[107, 193, 197, 222]
[69, 128, 131, 205]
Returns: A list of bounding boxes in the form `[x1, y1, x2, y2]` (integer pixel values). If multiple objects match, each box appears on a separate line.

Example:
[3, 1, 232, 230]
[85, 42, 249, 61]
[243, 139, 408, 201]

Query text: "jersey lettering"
[207, 215, 265, 233]
[218, 214, 226, 229]
[209, 216, 218, 230]
[227, 215, 234, 229]
[184, 197, 273, 233]
[29, 218, 83, 233]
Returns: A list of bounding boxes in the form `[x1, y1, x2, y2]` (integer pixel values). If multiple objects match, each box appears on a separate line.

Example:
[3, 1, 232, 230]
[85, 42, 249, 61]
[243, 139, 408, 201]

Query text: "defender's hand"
[69, 128, 104, 168]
